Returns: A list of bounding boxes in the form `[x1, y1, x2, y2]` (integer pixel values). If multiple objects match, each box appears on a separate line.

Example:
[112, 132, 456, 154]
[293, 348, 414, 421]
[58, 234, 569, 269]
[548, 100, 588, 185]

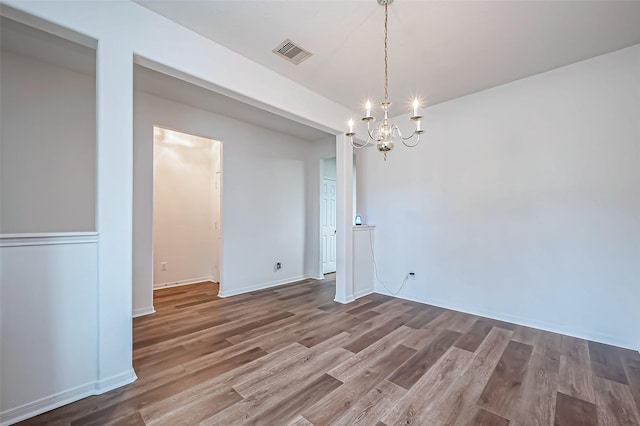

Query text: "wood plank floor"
[18, 275, 640, 425]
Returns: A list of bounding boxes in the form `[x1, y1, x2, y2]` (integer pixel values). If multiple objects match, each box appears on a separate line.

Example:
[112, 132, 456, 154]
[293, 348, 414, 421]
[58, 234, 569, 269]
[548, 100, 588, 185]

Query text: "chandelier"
[345, 0, 423, 160]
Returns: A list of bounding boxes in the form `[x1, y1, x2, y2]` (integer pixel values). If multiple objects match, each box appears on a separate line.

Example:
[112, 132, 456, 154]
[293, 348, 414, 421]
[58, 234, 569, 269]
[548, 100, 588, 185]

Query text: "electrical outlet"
[161, 262, 167, 271]
[276, 262, 282, 270]
[408, 272, 416, 279]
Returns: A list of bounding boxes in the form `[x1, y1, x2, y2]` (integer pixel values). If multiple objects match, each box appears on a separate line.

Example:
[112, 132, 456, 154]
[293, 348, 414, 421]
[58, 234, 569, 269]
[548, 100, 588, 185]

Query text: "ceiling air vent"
[273, 39, 312, 65]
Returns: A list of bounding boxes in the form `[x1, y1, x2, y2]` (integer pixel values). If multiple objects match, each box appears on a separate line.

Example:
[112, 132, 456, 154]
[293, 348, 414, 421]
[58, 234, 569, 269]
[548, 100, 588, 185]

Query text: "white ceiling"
[134, 0, 640, 114]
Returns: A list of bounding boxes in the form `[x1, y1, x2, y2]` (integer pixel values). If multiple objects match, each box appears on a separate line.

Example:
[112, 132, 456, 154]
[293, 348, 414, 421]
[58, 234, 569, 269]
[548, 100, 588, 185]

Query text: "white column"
[335, 134, 354, 303]
[95, 39, 136, 391]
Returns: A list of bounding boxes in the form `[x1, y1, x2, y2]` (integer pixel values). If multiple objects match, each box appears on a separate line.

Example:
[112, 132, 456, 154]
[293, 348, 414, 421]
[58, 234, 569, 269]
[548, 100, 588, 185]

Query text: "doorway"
[152, 126, 222, 289]
[320, 157, 337, 274]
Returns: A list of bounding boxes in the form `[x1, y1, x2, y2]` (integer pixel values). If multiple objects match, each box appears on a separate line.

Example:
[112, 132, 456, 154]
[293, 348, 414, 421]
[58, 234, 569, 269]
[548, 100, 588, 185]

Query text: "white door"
[321, 178, 337, 274]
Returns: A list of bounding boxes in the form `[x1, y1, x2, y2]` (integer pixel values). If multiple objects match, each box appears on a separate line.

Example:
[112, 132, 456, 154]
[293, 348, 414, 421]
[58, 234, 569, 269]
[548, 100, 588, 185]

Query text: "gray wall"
[0, 50, 96, 233]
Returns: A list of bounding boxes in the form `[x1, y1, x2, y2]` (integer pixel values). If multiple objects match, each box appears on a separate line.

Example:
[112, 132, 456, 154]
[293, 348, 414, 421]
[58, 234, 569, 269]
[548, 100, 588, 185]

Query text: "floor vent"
[273, 39, 312, 65]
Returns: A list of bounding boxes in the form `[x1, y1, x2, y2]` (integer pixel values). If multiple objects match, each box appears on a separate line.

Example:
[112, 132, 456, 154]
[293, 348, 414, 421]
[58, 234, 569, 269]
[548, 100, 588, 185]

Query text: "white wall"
[359, 45, 640, 350]
[0, 0, 351, 421]
[322, 156, 337, 179]
[0, 50, 95, 233]
[0, 237, 98, 421]
[212, 145, 222, 282]
[0, 41, 101, 423]
[353, 226, 375, 298]
[355, 149, 372, 223]
[133, 90, 334, 312]
[152, 128, 220, 288]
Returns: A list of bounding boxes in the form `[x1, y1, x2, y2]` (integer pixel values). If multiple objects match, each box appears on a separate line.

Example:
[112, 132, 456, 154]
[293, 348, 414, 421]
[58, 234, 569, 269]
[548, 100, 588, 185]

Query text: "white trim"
[353, 288, 374, 300]
[0, 381, 97, 426]
[218, 274, 311, 298]
[153, 276, 216, 290]
[305, 274, 326, 281]
[334, 295, 356, 304]
[132, 306, 156, 318]
[335, 134, 354, 307]
[374, 289, 639, 351]
[95, 369, 137, 394]
[0, 370, 136, 426]
[317, 158, 324, 286]
[0, 232, 98, 247]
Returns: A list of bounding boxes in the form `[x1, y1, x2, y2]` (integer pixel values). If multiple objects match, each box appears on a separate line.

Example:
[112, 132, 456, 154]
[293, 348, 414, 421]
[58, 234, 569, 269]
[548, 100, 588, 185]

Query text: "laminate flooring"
[18, 275, 640, 425]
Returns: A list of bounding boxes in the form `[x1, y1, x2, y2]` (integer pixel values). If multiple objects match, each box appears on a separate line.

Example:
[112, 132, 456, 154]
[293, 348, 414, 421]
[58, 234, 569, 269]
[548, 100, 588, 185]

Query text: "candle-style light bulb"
[348, 119, 354, 133]
[365, 100, 372, 118]
[412, 98, 420, 117]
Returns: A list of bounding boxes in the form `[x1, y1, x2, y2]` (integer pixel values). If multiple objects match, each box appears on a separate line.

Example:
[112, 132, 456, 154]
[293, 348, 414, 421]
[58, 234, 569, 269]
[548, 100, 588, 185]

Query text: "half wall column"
[96, 38, 136, 390]
[335, 134, 354, 303]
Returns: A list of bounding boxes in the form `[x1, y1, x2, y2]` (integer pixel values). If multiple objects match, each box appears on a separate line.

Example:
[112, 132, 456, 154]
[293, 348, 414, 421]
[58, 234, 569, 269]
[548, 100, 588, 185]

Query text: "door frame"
[149, 126, 224, 294]
[320, 177, 337, 274]
[318, 156, 337, 277]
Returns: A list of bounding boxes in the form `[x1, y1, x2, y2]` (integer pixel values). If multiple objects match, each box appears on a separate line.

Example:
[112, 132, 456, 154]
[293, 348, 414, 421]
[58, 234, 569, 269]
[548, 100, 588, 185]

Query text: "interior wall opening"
[319, 153, 358, 266]
[0, 15, 97, 233]
[152, 126, 222, 292]
[132, 61, 337, 317]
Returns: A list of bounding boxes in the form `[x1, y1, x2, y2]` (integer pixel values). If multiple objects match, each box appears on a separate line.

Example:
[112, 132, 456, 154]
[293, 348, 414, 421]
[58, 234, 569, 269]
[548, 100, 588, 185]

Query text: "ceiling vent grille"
[273, 39, 312, 65]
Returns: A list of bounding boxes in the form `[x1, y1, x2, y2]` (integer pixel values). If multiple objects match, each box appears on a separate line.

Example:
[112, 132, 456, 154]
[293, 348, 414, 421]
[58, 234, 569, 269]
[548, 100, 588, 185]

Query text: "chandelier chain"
[384, 1, 389, 103]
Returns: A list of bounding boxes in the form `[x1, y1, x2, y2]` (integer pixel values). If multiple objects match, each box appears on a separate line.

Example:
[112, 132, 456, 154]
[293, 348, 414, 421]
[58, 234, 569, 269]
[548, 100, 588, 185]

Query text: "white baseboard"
[374, 288, 639, 351]
[132, 306, 155, 318]
[154, 276, 216, 290]
[334, 295, 356, 304]
[95, 369, 137, 394]
[0, 370, 136, 426]
[333, 287, 373, 304]
[0, 381, 96, 425]
[354, 288, 374, 299]
[218, 274, 313, 298]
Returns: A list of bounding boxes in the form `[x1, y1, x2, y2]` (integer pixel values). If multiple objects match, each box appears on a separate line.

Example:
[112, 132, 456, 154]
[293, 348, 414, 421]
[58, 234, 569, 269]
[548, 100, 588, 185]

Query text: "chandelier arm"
[366, 120, 379, 142]
[350, 137, 371, 149]
[401, 133, 421, 148]
[391, 123, 402, 138]
[400, 131, 417, 141]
